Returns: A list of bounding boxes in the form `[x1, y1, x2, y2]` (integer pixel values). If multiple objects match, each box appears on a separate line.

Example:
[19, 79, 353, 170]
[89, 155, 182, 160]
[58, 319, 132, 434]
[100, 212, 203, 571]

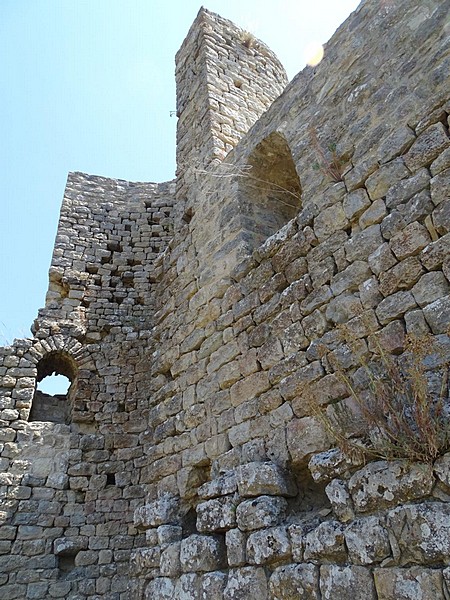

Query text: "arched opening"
[30, 352, 78, 424]
[239, 132, 302, 249]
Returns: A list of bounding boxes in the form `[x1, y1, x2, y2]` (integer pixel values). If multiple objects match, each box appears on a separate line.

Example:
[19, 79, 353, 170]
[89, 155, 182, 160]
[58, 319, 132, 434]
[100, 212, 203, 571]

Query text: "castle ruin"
[1, 0, 450, 598]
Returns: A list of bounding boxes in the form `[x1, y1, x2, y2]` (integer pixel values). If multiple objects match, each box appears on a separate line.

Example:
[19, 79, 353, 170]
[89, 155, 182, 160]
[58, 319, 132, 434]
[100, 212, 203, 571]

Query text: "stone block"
[374, 567, 445, 600]
[378, 125, 416, 164]
[404, 122, 450, 171]
[331, 261, 371, 296]
[309, 447, 363, 483]
[269, 563, 320, 599]
[145, 577, 175, 600]
[320, 565, 377, 599]
[196, 496, 238, 532]
[230, 372, 270, 407]
[390, 221, 431, 260]
[325, 479, 355, 523]
[236, 462, 297, 498]
[224, 567, 268, 600]
[226, 528, 247, 567]
[236, 496, 287, 531]
[160, 542, 181, 577]
[247, 526, 291, 565]
[343, 189, 371, 221]
[359, 198, 387, 229]
[388, 502, 450, 564]
[411, 271, 449, 307]
[385, 167, 430, 209]
[134, 494, 180, 529]
[287, 417, 329, 467]
[433, 198, 450, 234]
[348, 461, 434, 513]
[344, 517, 390, 564]
[375, 290, 417, 324]
[314, 204, 348, 242]
[180, 534, 226, 573]
[378, 256, 424, 297]
[430, 167, 450, 206]
[201, 571, 227, 600]
[423, 296, 450, 333]
[420, 232, 450, 270]
[365, 158, 409, 201]
[174, 572, 201, 599]
[304, 521, 346, 562]
[198, 471, 237, 500]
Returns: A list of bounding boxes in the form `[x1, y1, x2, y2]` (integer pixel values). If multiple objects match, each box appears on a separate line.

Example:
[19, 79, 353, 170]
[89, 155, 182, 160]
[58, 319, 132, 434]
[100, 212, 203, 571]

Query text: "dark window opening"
[30, 352, 78, 424]
[106, 473, 116, 486]
[239, 132, 302, 250]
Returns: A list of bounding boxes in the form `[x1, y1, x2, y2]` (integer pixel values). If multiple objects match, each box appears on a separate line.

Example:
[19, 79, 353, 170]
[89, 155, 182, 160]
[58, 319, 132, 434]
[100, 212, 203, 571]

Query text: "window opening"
[30, 351, 77, 424]
[239, 132, 302, 250]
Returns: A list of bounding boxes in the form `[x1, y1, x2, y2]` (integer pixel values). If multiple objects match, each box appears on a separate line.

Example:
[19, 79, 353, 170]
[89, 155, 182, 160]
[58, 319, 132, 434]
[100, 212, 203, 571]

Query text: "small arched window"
[239, 132, 302, 249]
[30, 352, 77, 424]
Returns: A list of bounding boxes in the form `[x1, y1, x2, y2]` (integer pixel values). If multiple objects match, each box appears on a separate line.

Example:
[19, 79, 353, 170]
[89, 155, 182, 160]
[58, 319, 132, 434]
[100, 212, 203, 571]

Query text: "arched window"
[239, 132, 302, 249]
[30, 352, 77, 424]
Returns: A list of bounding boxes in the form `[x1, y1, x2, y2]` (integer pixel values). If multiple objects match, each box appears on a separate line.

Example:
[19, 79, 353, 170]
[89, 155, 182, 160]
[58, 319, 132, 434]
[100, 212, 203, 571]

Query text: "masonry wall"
[0, 0, 449, 598]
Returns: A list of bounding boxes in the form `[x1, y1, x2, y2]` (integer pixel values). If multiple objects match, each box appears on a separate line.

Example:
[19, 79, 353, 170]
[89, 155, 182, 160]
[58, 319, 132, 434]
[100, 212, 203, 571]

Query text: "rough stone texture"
[2, 0, 450, 598]
[374, 567, 445, 600]
[348, 461, 434, 513]
[269, 564, 320, 600]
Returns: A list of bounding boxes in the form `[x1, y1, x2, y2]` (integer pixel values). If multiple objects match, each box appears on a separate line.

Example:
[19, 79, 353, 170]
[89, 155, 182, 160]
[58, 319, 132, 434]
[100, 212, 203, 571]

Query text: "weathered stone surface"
[236, 461, 297, 498]
[145, 578, 175, 600]
[134, 495, 180, 529]
[348, 461, 434, 513]
[387, 502, 450, 564]
[343, 189, 371, 221]
[373, 567, 445, 600]
[196, 496, 238, 532]
[325, 479, 355, 523]
[404, 122, 450, 171]
[344, 517, 390, 565]
[309, 448, 363, 483]
[304, 521, 346, 562]
[375, 291, 417, 324]
[269, 563, 320, 599]
[180, 534, 226, 573]
[319, 565, 377, 600]
[226, 528, 247, 567]
[287, 417, 329, 466]
[224, 567, 268, 600]
[423, 296, 450, 334]
[365, 159, 409, 201]
[201, 571, 227, 600]
[390, 222, 431, 260]
[160, 542, 181, 577]
[247, 526, 291, 565]
[236, 496, 287, 531]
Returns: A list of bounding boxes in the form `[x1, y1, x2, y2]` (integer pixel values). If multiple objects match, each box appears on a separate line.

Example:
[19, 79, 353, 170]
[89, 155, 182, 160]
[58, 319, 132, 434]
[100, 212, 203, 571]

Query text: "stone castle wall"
[1, 0, 449, 598]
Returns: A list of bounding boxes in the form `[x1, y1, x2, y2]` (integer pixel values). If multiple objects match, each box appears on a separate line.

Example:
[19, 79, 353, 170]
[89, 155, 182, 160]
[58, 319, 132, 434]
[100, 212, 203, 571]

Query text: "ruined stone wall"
[132, 0, 450, 598]
[0, 174, 177, 598]
[1, 0, 450, 598]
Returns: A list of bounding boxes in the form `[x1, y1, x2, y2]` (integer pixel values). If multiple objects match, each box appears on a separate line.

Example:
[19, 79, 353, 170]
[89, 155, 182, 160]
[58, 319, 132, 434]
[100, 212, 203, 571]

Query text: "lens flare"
[304, 42, 324, 67]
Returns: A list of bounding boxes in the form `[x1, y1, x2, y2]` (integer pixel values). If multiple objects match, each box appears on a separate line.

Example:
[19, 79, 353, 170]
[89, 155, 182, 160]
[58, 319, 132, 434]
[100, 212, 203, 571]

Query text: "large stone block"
[374, 567, 445, 600]
[224, 567, 268, 600]
[236, 462, 297, 498]
[196, 496, 238, 532]
[287, 417, 329, 467]
[348, 461, 434, 513]
[344, 517, 390, 565]
[387, 502, 450, 564]
[304, 521, 346, 562]
[236, 496, 287, 531]
[319, 565, 377, 600]
[180, 534, 226, 572]
[269, 563, 320, 599]
[246, 526, 291, 565]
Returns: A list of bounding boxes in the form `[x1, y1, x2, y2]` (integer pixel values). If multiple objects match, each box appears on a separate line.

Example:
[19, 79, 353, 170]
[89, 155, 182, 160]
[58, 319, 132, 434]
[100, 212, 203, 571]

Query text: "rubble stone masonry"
[1, 1, 449, 598]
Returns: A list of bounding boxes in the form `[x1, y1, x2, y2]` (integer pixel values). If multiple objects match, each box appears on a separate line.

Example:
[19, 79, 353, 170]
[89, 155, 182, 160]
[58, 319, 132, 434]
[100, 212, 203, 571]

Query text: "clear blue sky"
[0, 0, 360, 345]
